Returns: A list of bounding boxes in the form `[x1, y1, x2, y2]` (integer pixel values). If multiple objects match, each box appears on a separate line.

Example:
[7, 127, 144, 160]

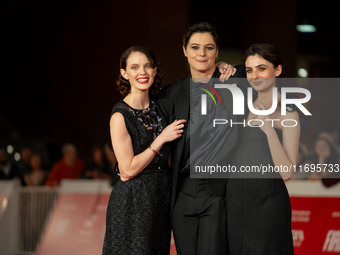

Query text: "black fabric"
[157, 65, 247, 211]
[158, 66, 247, 255]
[102, 100, 171, 255]
[226, 126, 294, 255]
[172, 177, 227, 255]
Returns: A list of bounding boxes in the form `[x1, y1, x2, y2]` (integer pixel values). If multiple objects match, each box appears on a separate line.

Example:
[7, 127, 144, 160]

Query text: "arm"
[110, 112, 185, 179]
[256, 103, 300, 180]
[267, 113, 300, 180]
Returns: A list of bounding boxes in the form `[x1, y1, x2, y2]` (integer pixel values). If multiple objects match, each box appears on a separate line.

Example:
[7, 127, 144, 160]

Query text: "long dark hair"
[116, 46, 163, 97]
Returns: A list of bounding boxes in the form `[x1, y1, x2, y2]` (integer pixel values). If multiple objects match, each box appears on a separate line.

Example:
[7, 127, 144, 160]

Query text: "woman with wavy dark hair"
[102, 46, 185, 255]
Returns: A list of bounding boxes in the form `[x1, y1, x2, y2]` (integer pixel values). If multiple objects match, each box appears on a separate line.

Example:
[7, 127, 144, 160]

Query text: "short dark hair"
[116, 46, 163, 97]
[244, 43, 283, 69]
[182, 22, 219, 49]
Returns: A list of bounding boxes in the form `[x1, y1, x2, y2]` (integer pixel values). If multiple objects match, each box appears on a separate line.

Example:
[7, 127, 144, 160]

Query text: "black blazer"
[157, 66, 247, 212]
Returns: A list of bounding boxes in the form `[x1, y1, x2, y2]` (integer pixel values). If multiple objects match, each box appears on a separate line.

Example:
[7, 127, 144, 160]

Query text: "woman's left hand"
[217, 62, 237, 82]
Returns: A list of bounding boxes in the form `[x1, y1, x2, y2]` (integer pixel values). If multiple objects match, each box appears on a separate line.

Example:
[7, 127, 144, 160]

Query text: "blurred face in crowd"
[120, 51, 157, 95]
[30, 154, 42, 170]
[104, 146, 116, 165]
[318, 131, 333, 144]
[20, 147, 32, 163]
[93, 148, 104, 165]
[0, 150, 8, 165]
[245, 54, 282, 93]
[183, 32, 218, 78]
[63, 144, 77, 164]
[314, 138, 331, 159]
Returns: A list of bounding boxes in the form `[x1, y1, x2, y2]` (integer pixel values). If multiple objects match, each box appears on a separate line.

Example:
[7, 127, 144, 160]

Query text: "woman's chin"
[250, 85, 261, 92]
[194, 66, 215, 74]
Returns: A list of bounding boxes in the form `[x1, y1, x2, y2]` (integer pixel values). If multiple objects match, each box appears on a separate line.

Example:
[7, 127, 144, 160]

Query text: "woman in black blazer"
[158, 22, 246, 255]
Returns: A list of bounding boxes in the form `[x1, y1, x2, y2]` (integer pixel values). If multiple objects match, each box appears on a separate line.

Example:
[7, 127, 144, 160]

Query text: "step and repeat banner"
[288, 181, 340, 254]
[291, 197, 340, 253]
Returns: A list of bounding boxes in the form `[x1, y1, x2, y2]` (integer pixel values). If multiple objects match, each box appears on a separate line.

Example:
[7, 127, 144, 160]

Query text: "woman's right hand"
[159, 119, 186, 143]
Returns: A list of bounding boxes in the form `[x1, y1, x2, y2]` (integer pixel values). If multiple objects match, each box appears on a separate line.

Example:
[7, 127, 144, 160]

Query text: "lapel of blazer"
[174, 78, 190, 165]
[210, 68, 233, 118]
[211, 68, 240, 158]
[175, 81, 190, 120]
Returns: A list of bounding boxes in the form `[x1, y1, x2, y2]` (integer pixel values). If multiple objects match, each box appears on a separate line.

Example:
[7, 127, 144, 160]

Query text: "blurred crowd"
[295, 127, 340, 187]
[1, 127, 340, 188]
[0, 142, 119, 187]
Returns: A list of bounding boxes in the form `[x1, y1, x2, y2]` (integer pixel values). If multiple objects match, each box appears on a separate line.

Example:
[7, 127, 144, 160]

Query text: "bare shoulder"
[281, 110, 300, 121]
[110, 112, 126, 127]
[272, 109, 300, 130]
[279, 110, 300, 133]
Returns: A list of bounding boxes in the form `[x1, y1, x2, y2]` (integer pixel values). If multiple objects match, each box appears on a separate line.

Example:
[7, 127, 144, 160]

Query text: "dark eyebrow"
[189, 43, 215, 47]
[256, 64, 267, 68]
[130, 62, 151, 65]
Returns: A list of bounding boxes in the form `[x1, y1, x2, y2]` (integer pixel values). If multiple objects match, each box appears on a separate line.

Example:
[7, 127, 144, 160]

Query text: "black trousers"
[172, 177, 227, 255]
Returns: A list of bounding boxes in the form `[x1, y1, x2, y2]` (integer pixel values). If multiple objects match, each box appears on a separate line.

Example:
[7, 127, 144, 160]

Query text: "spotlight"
[296, 24, 316, 33]
[7, 145, 14, 154]
[298, 68, 308, 78]
[14, 152, 21, 161]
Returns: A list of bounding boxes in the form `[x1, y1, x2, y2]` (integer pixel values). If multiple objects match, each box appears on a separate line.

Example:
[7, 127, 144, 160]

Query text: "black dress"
[227, 127, 294, 255]
[102, 100, 171, 255]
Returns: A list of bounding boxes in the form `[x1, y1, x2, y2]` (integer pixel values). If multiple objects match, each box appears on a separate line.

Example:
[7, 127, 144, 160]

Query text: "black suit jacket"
[158, 66, 247, 212]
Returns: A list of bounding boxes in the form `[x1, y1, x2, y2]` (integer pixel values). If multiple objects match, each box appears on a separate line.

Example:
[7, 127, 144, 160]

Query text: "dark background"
[1, 0, 339, 160]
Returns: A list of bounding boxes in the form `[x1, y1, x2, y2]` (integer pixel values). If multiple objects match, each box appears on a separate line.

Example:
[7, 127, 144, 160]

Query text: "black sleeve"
[233, 64, 246, 78]
[156, 86, 171, 122]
